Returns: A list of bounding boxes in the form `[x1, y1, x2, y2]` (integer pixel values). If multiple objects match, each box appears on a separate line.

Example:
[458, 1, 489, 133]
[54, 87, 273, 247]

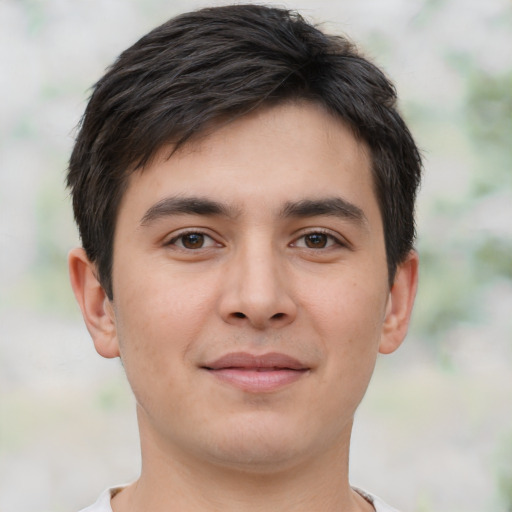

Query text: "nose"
[217, 241, 297, 330]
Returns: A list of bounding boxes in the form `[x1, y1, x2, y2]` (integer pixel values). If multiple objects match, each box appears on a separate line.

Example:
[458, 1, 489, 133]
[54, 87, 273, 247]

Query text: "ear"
[68, 247, 120, 359]
[379, 250, 419, 355]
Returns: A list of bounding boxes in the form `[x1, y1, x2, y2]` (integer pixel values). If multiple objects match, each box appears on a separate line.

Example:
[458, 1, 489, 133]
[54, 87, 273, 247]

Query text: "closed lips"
[202, 352, 309, 371]
[202, 352, 310, 392]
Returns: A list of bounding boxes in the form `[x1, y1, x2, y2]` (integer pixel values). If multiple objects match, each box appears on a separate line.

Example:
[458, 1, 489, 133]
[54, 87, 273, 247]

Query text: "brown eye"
[304, 233, 328, 248]
[181, 233, 205, 249]
[167, 231, 221, 251]
[168, 231, 220, 250]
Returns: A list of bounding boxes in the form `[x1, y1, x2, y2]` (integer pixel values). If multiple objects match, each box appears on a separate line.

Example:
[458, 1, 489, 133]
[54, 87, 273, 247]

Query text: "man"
[67, 4, 421, 512]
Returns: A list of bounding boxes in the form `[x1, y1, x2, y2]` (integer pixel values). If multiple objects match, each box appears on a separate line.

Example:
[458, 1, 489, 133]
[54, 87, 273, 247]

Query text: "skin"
[69, 101, 418, 512]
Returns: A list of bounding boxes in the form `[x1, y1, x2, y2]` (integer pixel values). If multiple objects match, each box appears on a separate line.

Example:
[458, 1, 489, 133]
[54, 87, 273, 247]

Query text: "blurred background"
[0, 0, 511, 510]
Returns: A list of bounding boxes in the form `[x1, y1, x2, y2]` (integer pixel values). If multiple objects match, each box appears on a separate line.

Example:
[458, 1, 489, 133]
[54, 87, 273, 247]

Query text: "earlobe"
[68, 247, 120, 359]
[379, 250, 419, 355]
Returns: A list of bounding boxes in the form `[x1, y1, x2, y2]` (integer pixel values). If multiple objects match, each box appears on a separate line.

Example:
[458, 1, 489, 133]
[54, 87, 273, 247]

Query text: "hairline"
[104, 98, 395, 299]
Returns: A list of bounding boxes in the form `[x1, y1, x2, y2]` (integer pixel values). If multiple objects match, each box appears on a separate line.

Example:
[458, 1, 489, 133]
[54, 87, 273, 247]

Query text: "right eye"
[167, 232, 218, 250]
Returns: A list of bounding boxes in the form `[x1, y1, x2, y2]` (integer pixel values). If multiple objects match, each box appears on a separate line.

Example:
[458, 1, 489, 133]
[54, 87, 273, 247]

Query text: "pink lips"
[202, 352, 309, 392]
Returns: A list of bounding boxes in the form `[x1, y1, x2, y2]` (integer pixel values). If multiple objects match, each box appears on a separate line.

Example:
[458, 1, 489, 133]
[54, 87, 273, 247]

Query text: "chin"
[193, 413, 322, 472]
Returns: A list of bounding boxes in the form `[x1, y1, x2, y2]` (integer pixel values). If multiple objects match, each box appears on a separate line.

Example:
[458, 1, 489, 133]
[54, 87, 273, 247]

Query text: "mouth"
[201, 352, 310, 393]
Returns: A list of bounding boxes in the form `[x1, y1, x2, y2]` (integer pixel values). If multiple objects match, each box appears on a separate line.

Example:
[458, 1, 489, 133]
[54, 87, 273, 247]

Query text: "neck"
[112, 409, 373, 512]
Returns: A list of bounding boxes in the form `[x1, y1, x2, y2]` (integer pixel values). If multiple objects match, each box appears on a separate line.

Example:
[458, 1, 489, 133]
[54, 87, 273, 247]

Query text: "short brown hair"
[68, 4, 422, 299]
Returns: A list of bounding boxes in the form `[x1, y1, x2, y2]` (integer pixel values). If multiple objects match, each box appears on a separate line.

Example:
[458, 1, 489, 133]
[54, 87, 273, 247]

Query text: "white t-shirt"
[78, 486, 401, 512]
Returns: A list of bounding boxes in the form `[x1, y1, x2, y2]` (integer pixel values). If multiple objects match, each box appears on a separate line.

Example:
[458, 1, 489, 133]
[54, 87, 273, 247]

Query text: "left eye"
[294, 232, 339, 249]
[169, 232, 218, 249]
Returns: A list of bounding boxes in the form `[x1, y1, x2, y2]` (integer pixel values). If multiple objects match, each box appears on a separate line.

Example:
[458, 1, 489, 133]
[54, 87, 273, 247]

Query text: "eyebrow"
[140, 195, 367, 227]
[280, 197, 367, 225]
[140, 196, 240, 226]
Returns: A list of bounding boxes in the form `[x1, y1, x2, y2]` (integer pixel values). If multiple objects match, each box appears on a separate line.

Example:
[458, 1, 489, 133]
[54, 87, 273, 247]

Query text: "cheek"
[117, 260, 216, 329]
[305, 275, 388, 370]
[112, 270, 217, 383]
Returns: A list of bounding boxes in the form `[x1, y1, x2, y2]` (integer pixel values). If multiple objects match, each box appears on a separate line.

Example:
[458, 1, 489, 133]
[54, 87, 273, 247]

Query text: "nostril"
[230, 311, 287, 322]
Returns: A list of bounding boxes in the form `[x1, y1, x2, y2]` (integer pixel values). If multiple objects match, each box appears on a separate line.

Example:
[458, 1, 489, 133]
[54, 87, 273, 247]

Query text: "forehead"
[119, 101, 377, 223]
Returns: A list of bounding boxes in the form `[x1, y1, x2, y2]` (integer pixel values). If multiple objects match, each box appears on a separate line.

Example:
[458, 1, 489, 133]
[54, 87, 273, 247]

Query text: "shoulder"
[354, 487, 402, 512]
[77, 486, 126, 512]
[81, 485, 399, 512]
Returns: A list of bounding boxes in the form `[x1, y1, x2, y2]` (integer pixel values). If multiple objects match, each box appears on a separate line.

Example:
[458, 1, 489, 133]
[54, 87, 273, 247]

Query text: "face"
[70, 101, 417, 473]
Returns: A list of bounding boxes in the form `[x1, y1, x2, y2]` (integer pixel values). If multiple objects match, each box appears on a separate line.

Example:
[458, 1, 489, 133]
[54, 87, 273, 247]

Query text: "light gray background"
[1, 1, 511, 511]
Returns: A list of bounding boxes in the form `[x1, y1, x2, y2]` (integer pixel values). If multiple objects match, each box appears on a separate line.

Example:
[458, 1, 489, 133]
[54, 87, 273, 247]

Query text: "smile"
[202, 352, 310, 393]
